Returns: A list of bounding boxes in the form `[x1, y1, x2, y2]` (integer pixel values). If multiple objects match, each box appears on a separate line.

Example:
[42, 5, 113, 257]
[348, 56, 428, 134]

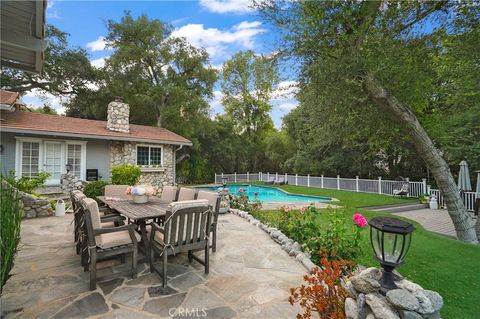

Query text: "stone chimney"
[107, 96, 130, 133]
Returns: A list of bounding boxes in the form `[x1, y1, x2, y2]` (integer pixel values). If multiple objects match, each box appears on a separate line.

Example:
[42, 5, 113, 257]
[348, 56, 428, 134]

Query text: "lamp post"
[368, 216, 414, 291]
[66, 163, 72, 173]
[221, 176, 228, 189]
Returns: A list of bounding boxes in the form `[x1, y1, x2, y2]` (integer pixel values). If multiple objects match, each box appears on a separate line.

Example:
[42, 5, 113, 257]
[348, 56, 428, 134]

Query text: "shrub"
[4, 170, 50, 193]
[84, 181, 109, 199]
[225, 189, 262, 212]
[289, 250, 354, 319]
[0, 180, 23, 290]
[111, 164, 141, 185]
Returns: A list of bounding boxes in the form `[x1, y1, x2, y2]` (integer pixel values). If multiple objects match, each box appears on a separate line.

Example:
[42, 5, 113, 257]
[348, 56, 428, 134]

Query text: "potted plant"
[419, 192, 430, 204]
[219, 200, 230, 214]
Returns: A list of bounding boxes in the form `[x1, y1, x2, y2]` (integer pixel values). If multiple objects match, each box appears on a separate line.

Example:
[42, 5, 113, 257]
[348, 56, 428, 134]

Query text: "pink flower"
[300, 207, 307, 215]
[284, 207, 291, 213]
[353, 213, 368, 227]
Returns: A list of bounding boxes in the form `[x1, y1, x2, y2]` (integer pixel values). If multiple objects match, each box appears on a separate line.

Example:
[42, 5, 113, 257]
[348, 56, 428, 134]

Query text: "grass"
[249, 184, 480, 319]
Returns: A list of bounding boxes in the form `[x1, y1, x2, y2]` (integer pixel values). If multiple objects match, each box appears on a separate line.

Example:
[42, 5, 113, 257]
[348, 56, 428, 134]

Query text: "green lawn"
[249, 184, 480, 319]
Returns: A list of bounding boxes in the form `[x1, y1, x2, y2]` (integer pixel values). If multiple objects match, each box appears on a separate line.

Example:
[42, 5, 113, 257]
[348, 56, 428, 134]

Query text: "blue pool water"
[199, 185, 332, 203]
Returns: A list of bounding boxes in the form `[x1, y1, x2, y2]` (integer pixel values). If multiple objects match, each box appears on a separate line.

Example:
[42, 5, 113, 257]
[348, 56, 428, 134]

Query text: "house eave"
[1, 127, 193, 146]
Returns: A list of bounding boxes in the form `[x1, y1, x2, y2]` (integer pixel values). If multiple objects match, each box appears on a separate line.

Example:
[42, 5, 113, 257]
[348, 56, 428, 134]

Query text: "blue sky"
[24, 0, 299, 128]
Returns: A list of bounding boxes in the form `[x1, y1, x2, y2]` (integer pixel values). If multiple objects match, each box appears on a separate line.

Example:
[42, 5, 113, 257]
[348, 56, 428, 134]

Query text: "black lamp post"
[368, 216, 414, 291]
[66, 163, 72, 173]
[221, 177, 228, 188]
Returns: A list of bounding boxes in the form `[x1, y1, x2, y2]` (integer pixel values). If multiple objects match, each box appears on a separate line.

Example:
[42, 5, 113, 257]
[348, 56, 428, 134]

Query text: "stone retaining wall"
[21, 193, 52, 218]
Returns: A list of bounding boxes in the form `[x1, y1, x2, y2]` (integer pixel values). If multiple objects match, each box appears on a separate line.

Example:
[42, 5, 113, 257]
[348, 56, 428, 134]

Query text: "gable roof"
[0, 111, 192, 146]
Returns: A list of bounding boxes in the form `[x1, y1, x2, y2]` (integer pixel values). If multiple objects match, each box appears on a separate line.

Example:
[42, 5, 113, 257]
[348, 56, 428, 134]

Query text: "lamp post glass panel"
[369, 216, 414, 291]
[221, 177, 228, 188]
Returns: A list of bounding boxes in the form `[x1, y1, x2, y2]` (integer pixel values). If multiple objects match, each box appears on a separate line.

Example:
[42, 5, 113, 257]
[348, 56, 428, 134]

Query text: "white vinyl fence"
[214, 172, 478, 212]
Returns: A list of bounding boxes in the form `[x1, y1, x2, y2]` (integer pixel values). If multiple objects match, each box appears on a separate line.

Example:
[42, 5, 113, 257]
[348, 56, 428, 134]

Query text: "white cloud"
[171, 21, 265, 60]
[46, 1, 60, 19]
[276, 102, 298, 112]
[199, 0, 253, 14]
[90, 57, 108, 68]
[271, 81, 299, 101]
[22, 89, 70, 115]
[86, 36, 107, 52]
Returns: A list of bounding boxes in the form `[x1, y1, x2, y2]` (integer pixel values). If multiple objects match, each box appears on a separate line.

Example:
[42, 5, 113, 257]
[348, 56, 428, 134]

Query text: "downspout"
[173, 145, 183, 185]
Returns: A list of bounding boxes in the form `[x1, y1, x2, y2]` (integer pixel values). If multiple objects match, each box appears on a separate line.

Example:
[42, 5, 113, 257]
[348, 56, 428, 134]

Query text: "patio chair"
[274, 177, 288, 185]
[105, 185, 130, 197]
[177, 187, 197, 201]
[82, 198, 140, 290]
[265, 177, 275, 184]
[196, 191, 221, 252]
[160, 185, 179, 202]
[149, 199, 212, 287]
[393, 183, 409, 197]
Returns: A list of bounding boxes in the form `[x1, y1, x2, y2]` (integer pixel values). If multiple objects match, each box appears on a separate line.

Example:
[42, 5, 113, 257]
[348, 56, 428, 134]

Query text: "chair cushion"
[177, 187, 197, 201]
[196, 191, 219, 212]
[98, 231, 141, 249]
[82, 198, 103, 245]
[105, 185, 129, 197]
[101, 221, 115, 228]
[154, 231, 164, 244]
[167, 199, 209, 213]
[160, 186, 178, 202]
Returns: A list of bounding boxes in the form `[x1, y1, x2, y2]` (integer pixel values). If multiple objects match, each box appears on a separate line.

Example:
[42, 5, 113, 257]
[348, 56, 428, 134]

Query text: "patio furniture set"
[70, 185, 220, 290]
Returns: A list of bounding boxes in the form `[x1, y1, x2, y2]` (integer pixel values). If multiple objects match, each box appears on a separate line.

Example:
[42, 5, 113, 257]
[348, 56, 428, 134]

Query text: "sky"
[23, 0, 299, 128]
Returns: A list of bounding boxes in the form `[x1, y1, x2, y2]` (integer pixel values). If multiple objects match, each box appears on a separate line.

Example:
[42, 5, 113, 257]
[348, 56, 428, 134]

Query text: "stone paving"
[392, 208, 458, 238]
[1, 213, 307, 318]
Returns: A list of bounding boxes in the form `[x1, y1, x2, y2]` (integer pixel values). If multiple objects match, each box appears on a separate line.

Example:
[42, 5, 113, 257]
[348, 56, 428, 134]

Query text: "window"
[21, 141, 40, 177]
[136, 145, 163, 166]
[67, 144, 82, 178]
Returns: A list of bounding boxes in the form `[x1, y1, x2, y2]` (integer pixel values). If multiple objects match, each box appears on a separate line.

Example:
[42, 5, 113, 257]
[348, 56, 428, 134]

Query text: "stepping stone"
[148, 285, 178, 297]
[125, 273, 161, 286]
[143, 293, 187, 317]
[169, 272, 204, 291]
[110, 287, 146, 308]
[181, 287, 225, 309]
[52, 292, 109, 319]
[98, 278, 124, 296]
[204, 306, 237, 319]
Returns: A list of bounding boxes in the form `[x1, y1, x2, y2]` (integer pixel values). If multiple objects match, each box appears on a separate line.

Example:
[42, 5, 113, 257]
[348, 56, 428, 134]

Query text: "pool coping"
[194, 183, 340, 203]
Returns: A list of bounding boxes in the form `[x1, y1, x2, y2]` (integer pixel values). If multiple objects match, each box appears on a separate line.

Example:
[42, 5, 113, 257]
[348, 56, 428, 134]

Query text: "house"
[0, 93, 192, 187]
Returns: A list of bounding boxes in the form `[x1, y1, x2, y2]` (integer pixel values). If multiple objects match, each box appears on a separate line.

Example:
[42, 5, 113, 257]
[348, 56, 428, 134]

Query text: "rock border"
[229, 208, 316, 272]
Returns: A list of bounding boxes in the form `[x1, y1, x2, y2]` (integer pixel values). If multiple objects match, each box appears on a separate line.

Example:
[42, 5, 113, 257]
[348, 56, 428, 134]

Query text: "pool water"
[200, 185, 332, 203]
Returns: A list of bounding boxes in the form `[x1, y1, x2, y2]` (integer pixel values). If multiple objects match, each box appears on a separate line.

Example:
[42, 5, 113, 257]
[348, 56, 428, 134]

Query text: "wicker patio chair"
[177, 187, 197, 201]
[82, 198, 140, 290]
[160, 185, 179, 202]
[196, 191, 221, 252]
[149, 199, 212, 287]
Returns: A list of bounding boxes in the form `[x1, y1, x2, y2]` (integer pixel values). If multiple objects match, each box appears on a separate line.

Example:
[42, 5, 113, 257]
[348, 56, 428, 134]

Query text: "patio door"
[43, 141, 64, 185]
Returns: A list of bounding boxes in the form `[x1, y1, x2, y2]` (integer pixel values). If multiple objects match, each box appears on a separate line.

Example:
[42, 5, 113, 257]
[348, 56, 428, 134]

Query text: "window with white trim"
[67, 144, 82, 178]
[136, 145, 163, 166]
[21, 141, 40, 177]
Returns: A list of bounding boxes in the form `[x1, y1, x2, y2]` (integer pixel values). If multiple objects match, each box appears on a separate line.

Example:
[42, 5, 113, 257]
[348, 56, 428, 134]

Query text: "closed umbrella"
[457, 160, 472, 191]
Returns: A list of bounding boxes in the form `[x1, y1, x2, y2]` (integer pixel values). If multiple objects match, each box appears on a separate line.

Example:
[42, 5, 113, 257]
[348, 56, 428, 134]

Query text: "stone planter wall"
[110, 141, 175, 188]
[61, 172, 85, 193]
[21, 192, 52, 218]
[344, 267, 443, 319]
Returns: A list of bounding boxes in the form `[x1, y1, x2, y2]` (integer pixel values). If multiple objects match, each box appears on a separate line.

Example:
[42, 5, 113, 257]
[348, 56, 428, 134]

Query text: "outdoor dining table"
[97, 195, 171, 261]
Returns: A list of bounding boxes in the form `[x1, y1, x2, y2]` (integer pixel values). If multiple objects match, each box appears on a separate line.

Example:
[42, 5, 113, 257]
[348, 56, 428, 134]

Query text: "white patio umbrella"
[457, 160, 472, 191]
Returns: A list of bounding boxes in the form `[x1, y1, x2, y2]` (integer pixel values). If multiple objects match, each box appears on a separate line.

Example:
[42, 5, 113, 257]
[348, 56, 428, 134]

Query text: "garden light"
[368, 216, 414, 291]
[221, 176, 228, 188]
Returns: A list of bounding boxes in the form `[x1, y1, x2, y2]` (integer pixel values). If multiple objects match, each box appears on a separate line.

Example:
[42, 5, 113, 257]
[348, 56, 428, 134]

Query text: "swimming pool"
[199, 184, 332, 203]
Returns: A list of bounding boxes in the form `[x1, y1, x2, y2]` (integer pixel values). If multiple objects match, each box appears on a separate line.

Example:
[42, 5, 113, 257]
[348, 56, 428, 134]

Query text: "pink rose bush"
[352, 213, 368, 227]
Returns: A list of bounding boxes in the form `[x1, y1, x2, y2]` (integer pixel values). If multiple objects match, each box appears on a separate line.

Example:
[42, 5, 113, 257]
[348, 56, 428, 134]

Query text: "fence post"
[295, 174, 298, 186]
[422, 178, 427, 194]
[247, 172, 249, 182]
[234, 172, 237, 183]
[267, 172, 270, 181]
[221, 172, 224, 184]
[308, 174, 310, 187]
[356, 176, 359, 192]
[215, 173, 217, 183]
[285, 173, 288, 183]
[276, 172, 278, 181]
[378, 176, 382, 194]
[321, 175, 324, 188]
[259, 171, 262, 182]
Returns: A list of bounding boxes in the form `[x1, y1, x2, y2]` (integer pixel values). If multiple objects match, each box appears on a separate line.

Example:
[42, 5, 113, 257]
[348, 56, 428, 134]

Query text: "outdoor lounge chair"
[274, 177, 288, 185]
[265, 177, 275, 184]
[160, 185, 179, 202]
[149, 199, 212, 287]
[393, 183, 409, 197]
[82, 198, 139, 290]
[196, 191, 221, 252]
[177, 187, 197, 201]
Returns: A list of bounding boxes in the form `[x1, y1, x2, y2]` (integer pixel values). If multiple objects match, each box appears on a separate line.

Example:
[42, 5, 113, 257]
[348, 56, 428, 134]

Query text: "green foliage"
[111, 164, 141, 186]
[4, 171, 50, 194]
[226, 191, 262, 212]
[83, 181, 109, 199]
[0, 179, 23, 290]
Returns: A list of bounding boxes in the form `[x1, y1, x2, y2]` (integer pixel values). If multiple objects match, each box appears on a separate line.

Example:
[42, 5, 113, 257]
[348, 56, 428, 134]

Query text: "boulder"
[365, 293, 400, 319]
[358, 267, 382, 281]
[343, 281, 358, 298]
[386, 289, 419, 311]
[413, 289, 434, 314]
[423, 290, 443, 312]
[350, 275, 381, 294]
[22, 194, 37, 206]
[357, 293, 367, 319]
[345, 297, 358, 319]
[400, 310, 423, 319]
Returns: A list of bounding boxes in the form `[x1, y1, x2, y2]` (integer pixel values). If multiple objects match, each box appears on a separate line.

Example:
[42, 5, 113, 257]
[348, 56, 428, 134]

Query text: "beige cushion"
[154, 231, 164, 243]
[177, 187, 197, 201]
[81, 198, 103, 245]
[105, 185, 129, 197]
[98, 231, 140, 249]
[167, 199, 209, 213]
[196, 191, 219, 212]
[101, 222, 115, 228]
[160, 186, 178, 202]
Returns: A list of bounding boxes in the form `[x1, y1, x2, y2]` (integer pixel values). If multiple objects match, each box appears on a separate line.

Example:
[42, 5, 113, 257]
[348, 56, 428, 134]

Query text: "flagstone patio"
[1, 212, 307, 319]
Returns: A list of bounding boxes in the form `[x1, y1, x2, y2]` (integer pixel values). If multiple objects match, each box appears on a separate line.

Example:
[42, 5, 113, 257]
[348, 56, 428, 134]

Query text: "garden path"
[393, 208, 458, 238]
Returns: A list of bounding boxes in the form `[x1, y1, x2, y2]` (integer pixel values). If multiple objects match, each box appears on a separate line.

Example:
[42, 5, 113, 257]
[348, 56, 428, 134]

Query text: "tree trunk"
[362, 73, 478, 243]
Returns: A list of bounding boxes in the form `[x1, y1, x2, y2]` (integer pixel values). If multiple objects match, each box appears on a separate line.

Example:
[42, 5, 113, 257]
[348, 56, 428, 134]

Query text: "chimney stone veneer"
[107, 99, 130, 133]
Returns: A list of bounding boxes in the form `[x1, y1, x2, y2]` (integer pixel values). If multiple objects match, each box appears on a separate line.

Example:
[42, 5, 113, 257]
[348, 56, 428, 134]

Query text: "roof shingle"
[0, 111, 192, 145]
